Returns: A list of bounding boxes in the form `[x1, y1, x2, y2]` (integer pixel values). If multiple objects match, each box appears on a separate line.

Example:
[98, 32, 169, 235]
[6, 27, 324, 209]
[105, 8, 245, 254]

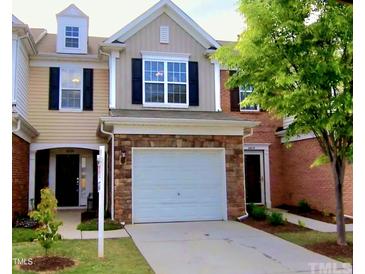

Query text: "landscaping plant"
[215, 0, 352, 245]
[298, 199, 311, 213]
[267, 212, 285, 226]
[250, 205, 267, 221]
[298, 220, 306, 228]
[29, 188, 62, 255]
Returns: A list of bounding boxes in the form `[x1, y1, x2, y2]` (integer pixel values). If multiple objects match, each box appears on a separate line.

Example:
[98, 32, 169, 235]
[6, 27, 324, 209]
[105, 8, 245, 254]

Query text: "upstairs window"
[143, 59, 188, 107]
[65, 26, 79, 48]
[60, 68, 82, 110]
[239, 86, 259, 111]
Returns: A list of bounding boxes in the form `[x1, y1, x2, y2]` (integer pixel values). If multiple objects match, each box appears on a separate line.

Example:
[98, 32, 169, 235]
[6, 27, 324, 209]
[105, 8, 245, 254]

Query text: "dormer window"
[65, 26, 79, 48]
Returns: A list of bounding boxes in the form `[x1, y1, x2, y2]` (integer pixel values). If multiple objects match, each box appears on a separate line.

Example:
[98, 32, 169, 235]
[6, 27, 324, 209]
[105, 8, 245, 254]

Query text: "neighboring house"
[12, 0, 352, 224]
[12, 15, 39, 219]
[221, 72, 353, 216]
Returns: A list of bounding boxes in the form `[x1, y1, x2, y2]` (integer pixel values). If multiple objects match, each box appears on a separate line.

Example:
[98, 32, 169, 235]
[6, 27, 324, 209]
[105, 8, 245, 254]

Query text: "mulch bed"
[241, 217, 310, 234]
[20, 256, 75, 272]
[305, 242, 353, 260]
[278, 204, 353, 224]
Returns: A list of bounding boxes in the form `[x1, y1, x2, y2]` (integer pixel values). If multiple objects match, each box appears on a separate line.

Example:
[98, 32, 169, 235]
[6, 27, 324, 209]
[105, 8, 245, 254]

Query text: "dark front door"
[56, 154, 79, 207]
[245, 153, 263, 204]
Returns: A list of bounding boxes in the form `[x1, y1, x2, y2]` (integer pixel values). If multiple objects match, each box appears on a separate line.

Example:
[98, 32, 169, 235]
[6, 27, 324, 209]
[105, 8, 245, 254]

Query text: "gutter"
[237, 128, 255, 221]
[100, 121, 115, 220]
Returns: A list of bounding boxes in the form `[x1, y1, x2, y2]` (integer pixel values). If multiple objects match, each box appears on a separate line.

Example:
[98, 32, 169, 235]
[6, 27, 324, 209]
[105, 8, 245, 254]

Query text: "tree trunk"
[331, 158, 347, 246]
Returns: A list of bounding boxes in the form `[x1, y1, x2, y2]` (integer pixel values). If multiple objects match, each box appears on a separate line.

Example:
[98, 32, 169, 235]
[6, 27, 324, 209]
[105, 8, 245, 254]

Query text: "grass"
[12, 238, 155, 274]
[12, 228, 37, 243]
[77, 219, 122, 231]
[276, 231, 353, 264]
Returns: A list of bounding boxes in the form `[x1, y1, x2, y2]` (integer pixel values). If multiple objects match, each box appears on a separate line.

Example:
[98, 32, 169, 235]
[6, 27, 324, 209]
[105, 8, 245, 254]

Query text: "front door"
[56, 154, 79, 207]
[244, 151, 264, 204]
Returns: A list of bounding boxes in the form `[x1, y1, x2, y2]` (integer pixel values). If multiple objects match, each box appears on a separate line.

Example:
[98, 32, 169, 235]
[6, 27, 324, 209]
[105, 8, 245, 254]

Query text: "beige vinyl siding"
[14, 38, 30, 119]
[116, 13, 215, 111]
[28, 67, 109, 144]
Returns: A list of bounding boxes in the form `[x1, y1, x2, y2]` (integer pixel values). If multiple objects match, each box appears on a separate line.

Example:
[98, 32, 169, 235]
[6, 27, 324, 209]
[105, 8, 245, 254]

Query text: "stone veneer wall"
[113, 134, 245, 223]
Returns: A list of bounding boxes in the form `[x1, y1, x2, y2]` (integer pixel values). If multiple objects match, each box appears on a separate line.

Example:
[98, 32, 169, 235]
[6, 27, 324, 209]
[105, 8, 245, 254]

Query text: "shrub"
[246, 203, 255, 215]
[250, 205, 267, 220]
[267, 212, 285, 226]
[298, 220, 306, 228]
[298, 199, 311, 213]
[29, 188, 63, 256]
[14, 215, 39, 229]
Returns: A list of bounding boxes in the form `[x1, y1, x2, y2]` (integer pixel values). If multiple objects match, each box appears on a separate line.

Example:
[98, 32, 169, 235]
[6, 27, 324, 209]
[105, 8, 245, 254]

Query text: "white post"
[97, 146, 105, 258]
[28, 149, 36, 210]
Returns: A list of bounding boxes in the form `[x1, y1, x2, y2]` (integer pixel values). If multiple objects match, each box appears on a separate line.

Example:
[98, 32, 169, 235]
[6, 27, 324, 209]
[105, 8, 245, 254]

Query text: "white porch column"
[212, 60, 221, 111]
[109, 50, 119, 109]
[28, 149, 36, 210]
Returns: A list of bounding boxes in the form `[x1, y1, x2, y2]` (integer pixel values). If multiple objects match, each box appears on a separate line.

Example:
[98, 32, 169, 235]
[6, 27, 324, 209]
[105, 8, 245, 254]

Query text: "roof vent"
[160, 26, 169, 44]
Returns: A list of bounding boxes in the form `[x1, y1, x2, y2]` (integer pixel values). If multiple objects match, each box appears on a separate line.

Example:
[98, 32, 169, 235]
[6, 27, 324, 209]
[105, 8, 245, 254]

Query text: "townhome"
[12, 1, 259, 224]
[12, 0, 352, 224]
[221, 72, 353, 216]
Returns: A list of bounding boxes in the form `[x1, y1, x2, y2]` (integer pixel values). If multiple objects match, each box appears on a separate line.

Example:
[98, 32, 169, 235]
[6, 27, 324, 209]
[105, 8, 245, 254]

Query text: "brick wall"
[282, 138, 353, 215]
[220, 70, 285, 206]
[113, 134, 245, 223]
[220, 69, 353, 215]
[12, 134, 30, 219]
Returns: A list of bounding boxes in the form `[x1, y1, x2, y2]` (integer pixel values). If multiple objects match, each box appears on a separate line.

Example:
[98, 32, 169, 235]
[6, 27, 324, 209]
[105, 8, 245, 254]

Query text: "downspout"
[100, 121, 115, 220]
[237, 128, 254, 221]
[13, 118, 21, 133]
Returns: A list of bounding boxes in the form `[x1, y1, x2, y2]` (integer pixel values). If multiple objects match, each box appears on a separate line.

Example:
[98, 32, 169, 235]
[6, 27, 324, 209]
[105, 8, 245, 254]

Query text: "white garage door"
[132, 148, 227, 223]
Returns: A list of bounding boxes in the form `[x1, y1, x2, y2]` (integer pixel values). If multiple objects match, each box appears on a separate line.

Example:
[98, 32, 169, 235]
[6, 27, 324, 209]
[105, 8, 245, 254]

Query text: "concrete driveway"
[126, 221, 351, 274]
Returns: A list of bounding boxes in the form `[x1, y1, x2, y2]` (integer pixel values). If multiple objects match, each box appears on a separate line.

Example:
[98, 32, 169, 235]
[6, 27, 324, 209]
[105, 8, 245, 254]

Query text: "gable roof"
[104, 0, 220, 49]
[56, 4, 89, 18]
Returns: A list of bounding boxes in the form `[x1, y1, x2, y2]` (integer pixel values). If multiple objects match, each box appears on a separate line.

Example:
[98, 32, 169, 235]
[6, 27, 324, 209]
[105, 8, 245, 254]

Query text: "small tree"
[215, 0, 352, 245]
[29, 188, 63, 255]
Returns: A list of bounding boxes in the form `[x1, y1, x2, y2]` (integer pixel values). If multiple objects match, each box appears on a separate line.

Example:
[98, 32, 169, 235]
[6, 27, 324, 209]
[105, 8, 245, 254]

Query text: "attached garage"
[132, 148, 227, 223]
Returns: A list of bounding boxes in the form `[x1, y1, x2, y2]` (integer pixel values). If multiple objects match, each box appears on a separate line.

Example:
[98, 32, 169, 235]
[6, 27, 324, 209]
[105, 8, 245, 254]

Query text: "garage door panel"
[132, 149, 227, 223]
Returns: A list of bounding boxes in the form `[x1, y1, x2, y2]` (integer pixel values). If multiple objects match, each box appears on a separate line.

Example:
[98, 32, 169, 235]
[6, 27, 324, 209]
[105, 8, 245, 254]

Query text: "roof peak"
[56, 4, 88, 18]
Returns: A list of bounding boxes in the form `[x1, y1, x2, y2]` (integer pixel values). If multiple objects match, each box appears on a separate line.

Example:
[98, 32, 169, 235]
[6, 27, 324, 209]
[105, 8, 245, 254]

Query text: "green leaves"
[310, 154, 330, 168]
[29, 188, 63, 255]
[214, 0, 352, 164]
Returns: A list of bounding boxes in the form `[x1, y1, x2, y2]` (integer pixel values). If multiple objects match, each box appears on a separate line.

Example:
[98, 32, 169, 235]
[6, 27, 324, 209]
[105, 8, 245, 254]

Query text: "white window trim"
[59, 67, 83, 112]
[64, 26, 80, 49]
[142, 55, 189, 109]
[239, 86, 260, 112]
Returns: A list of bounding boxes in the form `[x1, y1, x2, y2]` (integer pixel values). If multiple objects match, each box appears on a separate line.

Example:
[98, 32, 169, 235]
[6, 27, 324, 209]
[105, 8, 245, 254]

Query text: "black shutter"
[230, 87, 240, 112]
[189, 61, 199, 106]
[132, 58, 143, 104]
[49, 67, 60, 110]
[83, 69, 93, 111]
[229, 70, 240, 112]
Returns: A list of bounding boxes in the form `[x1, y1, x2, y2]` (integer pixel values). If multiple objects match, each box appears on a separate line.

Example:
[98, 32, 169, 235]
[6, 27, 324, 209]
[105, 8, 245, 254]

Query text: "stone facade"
[113, 134, 245, 223]
[12, 134, 30, 220]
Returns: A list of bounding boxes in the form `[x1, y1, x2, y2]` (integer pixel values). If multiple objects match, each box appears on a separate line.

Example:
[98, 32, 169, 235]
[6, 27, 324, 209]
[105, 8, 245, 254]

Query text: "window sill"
[143, 103, 189, 109]
[240, 109, 261, 113]
[58, 108, 83, 113]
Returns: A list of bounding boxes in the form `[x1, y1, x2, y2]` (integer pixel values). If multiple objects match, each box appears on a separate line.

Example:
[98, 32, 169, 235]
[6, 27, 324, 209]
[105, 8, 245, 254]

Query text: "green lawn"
[275, 231, 353, 263]
[13, 239, 155, 274]
[77, 219, 122, 231]
[12, 228, 37, 243]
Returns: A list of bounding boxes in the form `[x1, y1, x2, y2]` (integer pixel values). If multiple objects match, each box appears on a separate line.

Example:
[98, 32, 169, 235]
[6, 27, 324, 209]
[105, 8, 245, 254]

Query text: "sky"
[12, 0, 245, 41]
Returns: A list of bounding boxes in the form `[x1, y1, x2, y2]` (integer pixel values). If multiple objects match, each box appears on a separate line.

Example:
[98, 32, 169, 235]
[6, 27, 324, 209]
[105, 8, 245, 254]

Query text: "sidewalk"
[273, 208, 353, 232]
[57, 209, 129, 240]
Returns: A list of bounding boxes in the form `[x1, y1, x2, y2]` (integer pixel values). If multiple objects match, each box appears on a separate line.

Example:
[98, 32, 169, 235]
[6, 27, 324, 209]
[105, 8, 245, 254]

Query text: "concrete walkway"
[126, 221, 352, 274]
[273, 209, 353, 232]
[57, 210, 129, 240]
